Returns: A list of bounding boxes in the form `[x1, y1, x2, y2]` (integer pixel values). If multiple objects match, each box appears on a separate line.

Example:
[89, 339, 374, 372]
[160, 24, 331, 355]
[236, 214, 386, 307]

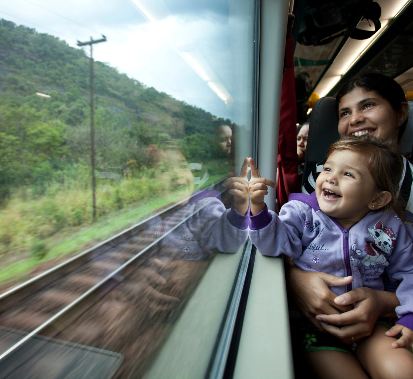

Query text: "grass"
[0, 171, 228, 286]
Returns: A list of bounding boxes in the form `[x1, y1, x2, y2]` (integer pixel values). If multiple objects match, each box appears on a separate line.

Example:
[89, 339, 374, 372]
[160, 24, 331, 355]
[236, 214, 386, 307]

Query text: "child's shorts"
[293, 313, 393, 355]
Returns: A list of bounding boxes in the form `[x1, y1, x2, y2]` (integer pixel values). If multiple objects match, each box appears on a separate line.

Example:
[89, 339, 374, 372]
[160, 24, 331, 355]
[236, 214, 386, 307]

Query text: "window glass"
[0, 0, 257, 376]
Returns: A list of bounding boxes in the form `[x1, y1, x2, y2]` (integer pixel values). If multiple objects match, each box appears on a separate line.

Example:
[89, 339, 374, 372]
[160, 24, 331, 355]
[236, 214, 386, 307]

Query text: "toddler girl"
[226, 137, 413, 379]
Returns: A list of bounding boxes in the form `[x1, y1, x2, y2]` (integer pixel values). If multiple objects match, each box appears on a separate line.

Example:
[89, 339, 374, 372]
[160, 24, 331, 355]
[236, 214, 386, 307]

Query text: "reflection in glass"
[0, 0, 257, 376]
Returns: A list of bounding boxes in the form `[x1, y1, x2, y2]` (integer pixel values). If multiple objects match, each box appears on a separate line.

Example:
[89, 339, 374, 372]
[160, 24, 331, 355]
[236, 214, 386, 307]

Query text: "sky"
[0, 0, 237, 119]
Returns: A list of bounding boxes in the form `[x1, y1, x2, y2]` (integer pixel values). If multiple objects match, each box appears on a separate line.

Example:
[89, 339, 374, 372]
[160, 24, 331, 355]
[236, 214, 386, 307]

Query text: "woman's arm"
[315, 288, 399, 344]
[285, 259, 353, 331]
[286, 257, 399, 342]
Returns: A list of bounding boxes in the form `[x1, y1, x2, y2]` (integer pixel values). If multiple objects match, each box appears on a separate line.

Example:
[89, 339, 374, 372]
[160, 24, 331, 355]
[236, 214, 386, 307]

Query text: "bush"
[31, 240, 48, 259]
[0, 165, 185, 258]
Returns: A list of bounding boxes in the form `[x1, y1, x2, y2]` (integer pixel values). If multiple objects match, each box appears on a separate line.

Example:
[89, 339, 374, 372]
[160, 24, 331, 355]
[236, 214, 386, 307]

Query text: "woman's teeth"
[352, 130, 370, 137]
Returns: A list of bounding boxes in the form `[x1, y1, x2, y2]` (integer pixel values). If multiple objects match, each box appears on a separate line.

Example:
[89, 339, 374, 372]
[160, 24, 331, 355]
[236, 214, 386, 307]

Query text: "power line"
[0, 11, 72, 40]
[22, 0, 101, 35]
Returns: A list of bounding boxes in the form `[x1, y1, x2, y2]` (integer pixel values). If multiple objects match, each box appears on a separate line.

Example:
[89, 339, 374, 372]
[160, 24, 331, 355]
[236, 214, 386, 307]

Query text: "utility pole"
[77, 35, 107, 219]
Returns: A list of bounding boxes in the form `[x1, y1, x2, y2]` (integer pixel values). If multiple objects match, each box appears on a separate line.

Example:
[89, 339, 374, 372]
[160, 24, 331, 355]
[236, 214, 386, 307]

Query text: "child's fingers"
[250, 190, 268, 204]
[392, 334, 410, 349]
[228, 188, 248, 201]
[250, 183, 270, 205]
[228, 188, 245, 197]
[386, 325, 413, 349]
[264, 178, 276, 188]
[249, 182, 269, 192]
[249, 177, 276, 188]
[228, 181, 249, 194]
[239, 158, 250, 178]
[385, 324, 404, 337]
[222, 178, 232, 187]
[223, 177, 248, 188]
[248, 158, 261, 179]
[253, 190, 269, 196]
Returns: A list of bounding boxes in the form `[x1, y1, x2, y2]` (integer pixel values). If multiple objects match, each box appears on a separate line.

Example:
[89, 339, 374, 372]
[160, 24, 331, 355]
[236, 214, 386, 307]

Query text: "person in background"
[297, 122, 309, 185]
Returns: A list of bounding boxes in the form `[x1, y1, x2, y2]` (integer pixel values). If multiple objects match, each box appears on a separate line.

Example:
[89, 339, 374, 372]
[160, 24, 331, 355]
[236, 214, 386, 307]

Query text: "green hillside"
[0, 18, 234, 282]
[0, 18, 231, 198]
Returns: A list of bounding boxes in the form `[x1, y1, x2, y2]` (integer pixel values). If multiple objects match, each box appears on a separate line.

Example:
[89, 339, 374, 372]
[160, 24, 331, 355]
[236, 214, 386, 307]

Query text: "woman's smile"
[337, 87, 404, 145]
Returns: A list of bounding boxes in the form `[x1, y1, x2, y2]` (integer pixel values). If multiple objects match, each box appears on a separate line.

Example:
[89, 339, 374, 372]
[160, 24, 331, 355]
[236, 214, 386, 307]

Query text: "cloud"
[0, 0, 235, 118]
[163, 0, 229, 19]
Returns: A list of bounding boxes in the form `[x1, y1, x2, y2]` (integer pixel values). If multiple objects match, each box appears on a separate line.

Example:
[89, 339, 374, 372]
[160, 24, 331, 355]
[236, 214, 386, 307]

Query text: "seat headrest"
[399, 101, 413, 155]
[306, 97, 339, 163]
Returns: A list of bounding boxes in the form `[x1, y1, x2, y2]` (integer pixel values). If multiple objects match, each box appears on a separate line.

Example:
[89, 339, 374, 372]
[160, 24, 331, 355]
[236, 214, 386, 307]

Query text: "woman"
[216, 124, 232, 157]
[297, 122, 309, 185]
[288, 73, 411, 374]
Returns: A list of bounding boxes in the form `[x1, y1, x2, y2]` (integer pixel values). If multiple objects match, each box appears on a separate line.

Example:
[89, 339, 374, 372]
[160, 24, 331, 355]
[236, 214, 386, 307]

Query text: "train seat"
[303, 97, 413, 190]
[399, 100, 413, 154]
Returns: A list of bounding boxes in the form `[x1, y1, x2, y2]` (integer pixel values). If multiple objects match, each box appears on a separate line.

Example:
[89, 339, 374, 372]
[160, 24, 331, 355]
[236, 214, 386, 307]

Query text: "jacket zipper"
[342, 229, 352, 292]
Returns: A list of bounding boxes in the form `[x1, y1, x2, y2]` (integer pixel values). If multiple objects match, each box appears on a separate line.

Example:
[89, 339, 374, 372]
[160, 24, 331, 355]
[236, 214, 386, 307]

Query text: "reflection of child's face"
[315, 150, 378, 229]
[159, 150, 194, 197]
[217, 125, 232, 156]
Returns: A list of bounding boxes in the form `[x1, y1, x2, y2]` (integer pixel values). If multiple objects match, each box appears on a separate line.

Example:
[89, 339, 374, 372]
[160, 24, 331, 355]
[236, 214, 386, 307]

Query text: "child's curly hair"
[326, 136, 404, 211]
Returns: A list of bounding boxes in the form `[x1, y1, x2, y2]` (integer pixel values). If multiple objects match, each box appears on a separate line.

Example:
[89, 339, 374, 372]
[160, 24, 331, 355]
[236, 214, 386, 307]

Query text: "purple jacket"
[230, 192, 413, 330]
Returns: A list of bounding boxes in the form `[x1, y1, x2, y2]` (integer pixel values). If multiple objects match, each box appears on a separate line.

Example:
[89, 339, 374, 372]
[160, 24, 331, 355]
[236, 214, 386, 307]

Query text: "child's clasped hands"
[223, 157, 275, 216]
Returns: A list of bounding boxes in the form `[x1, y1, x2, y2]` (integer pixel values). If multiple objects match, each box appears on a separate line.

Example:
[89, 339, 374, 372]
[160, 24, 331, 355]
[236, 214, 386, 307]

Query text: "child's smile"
[322, 188, 341, 200]
[315, 150, 379, 229]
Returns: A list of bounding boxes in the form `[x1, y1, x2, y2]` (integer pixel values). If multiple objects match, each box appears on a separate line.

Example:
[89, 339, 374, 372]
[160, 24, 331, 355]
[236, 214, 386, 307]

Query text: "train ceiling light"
[129, 0, 233, 108]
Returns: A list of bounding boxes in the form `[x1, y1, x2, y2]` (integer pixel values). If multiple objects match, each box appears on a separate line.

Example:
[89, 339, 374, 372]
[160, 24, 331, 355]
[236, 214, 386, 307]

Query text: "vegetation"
[0, 19, 234, 284]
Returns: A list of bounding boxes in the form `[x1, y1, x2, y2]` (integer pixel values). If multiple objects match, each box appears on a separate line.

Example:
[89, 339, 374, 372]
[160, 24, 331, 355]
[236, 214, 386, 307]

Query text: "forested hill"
[0, 19, 230, 197]
[0, 18, 230, 134]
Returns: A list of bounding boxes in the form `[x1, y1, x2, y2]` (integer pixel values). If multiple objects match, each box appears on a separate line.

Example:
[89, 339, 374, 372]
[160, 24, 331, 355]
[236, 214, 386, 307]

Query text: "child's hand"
[385, 324, 413, 349]
[248, 158, 275, 215]
[223, 158, 250, 215]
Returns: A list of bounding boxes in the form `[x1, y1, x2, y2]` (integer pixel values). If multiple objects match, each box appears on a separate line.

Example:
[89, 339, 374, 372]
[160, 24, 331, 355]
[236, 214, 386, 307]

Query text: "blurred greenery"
[0, 18, 233, 198]
[0, 19, 234, 284]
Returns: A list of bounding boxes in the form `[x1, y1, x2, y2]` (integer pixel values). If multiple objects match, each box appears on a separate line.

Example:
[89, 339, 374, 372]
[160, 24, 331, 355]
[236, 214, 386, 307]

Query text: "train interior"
[1, 0, 413, 378]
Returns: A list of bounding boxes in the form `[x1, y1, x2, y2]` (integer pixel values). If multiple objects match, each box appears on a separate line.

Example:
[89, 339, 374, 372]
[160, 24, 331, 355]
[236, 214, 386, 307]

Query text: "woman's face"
[297, 124, 309, 163]
[217, 125, 232, 156]
[337, 87, 407, 145]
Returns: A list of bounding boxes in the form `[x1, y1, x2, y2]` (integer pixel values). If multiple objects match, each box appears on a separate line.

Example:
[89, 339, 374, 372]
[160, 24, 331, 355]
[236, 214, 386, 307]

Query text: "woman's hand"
[386, 324, 413, 349]
[315, 287, 399, 344]
[286, 262, 353, 331]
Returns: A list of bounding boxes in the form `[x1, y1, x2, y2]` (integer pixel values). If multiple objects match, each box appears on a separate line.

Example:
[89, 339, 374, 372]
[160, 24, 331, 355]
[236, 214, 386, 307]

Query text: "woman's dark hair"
[297, 122, 309, 135]
[336, 73, 408, 139]
[326, 136, 404, 211]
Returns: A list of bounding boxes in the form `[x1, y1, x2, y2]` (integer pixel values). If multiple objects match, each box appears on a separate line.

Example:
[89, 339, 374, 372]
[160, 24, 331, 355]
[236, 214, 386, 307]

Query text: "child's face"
[159, 149, 195, 200]
[315, 150, 378, 229]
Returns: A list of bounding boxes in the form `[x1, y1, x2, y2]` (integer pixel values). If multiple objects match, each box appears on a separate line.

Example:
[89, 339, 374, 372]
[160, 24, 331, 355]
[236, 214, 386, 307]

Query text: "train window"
[0, 0, 258, 377]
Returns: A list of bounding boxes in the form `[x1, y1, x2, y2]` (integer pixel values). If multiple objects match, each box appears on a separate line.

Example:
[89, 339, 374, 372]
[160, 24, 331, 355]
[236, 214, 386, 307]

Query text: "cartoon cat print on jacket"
[352, 221, 397, 278]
